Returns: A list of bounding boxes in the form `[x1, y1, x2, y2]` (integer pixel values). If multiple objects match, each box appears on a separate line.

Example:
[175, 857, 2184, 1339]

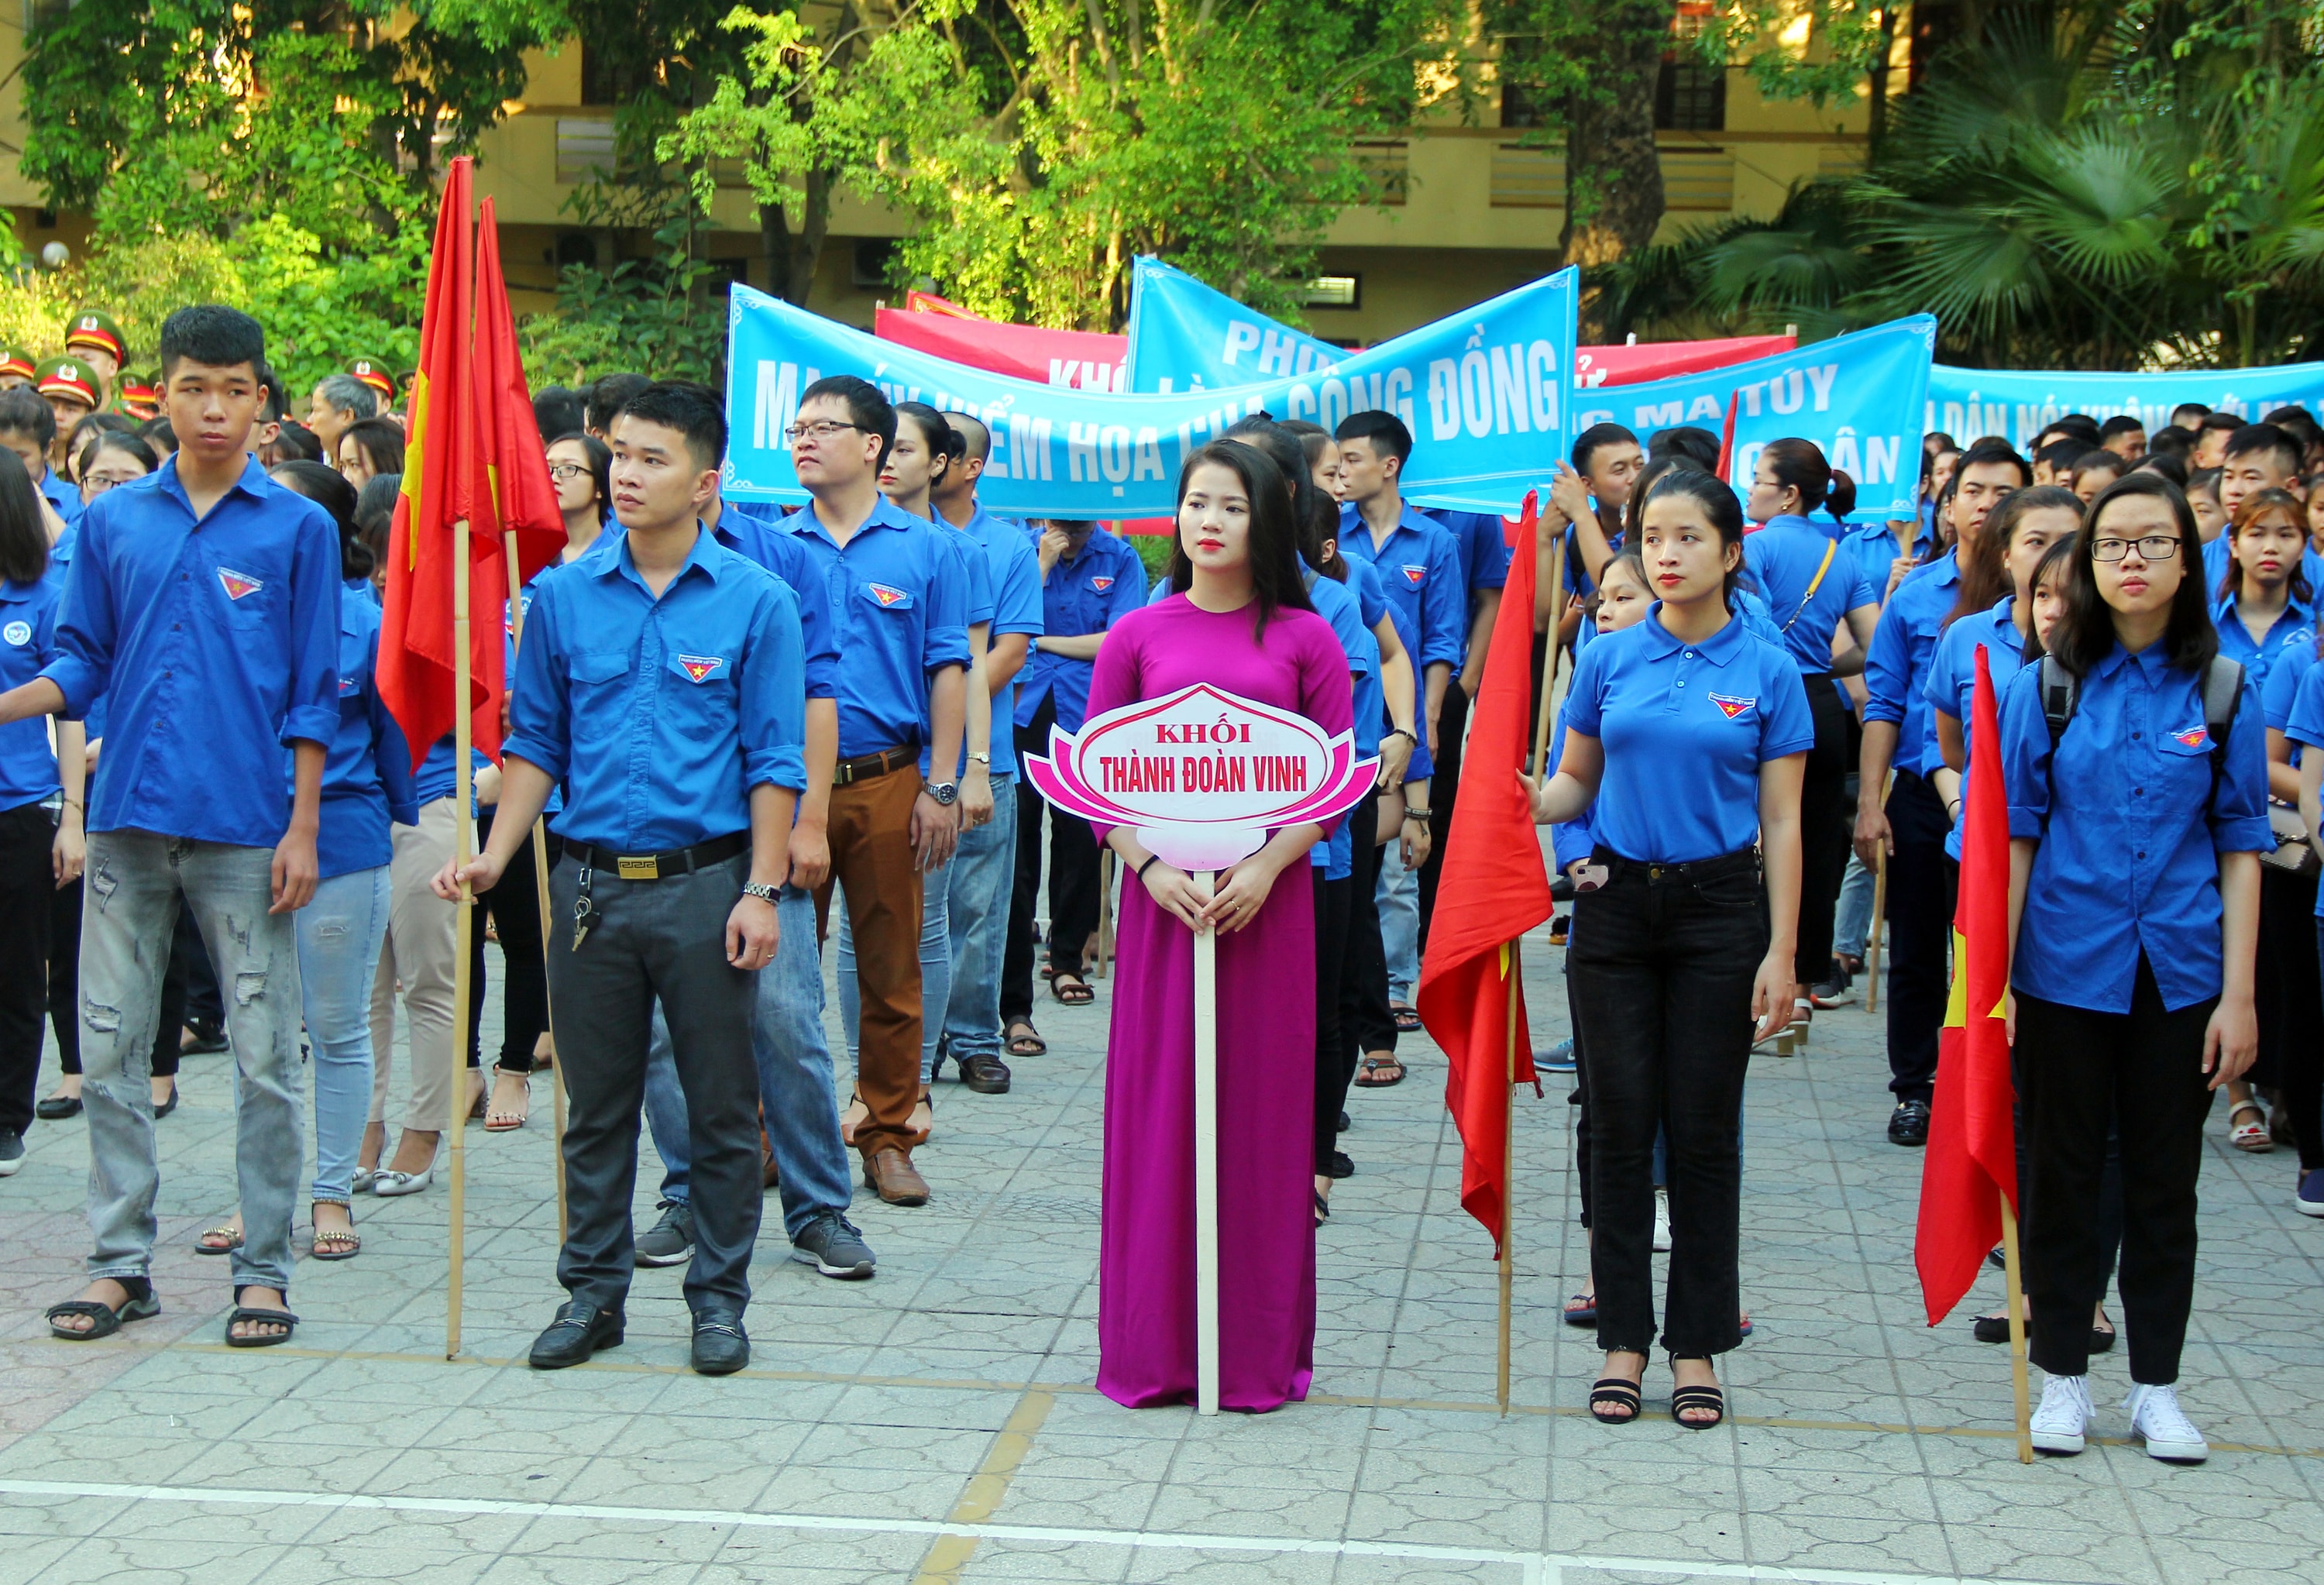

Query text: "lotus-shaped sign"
[1023, 683, 1380, 872]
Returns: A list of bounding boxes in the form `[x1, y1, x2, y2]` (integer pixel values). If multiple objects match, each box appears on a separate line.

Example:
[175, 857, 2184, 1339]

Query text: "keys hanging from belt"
[572, 866, 600, 951]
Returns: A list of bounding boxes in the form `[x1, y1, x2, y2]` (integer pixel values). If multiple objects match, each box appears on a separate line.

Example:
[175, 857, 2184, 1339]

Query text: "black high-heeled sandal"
[1588, 1377, 1642, 1424]
[1668, 1355, 1725, 1429]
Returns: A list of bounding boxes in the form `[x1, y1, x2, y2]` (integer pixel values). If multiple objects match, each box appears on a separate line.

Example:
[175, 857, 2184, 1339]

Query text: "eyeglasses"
[546, 462, 590, 483]
[2089, 535, 2181, 562]
[82, 471, 145, 493]
[785, 420, 862, 445]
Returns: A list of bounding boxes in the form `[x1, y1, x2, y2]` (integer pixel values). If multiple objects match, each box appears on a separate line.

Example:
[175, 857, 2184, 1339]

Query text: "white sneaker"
[1652, 1189, 1673, 1253]
[2030, 1373, 2092, 1455]
[2124, 1384, 2209, 1463]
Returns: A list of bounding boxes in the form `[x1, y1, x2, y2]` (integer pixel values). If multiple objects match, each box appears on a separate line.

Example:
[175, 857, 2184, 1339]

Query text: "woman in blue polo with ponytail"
[1526, 469, 1810, 1431]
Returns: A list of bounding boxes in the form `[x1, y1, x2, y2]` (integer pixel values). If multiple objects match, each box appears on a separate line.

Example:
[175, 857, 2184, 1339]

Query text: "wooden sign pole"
[1191, 869, 1221, 1416]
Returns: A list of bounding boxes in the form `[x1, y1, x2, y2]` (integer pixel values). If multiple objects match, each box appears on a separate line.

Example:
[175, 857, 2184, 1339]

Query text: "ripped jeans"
[79, 830, 304, 1294]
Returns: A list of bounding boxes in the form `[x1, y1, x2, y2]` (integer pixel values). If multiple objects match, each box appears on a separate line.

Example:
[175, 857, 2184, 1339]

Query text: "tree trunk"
[1559, 0, 1669, 337]
[1867, 6, 1899, 156]
[761, 166, 834, 307]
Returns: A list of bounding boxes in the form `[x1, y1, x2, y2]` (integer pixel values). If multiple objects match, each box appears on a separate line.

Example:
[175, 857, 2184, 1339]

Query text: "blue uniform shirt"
[1423, 507, 1513, 600]
[955, 505, 1043, 778]
[1843, 517, 1934, 607]
[303, 595, 418, 878]
[2278, 664, 2324, 912]
[1337, 502, 1466, 675]
[2265, 641, 2315, 764]
[507, 526, 808, 851]
[781, 499, 971, 758]
[1546, 697, 1595, 873]
[2203, 533, 2324, 595]
[2210, 591, 2314, 696]
[2001, 641, 2271, 1013]
[1742, 514, 1876, 676]
[1302, 567, 1374, 882]
[1015, 527, 1146, 734]
[1923, 596, 2027, 858]
[1561, 604, 1815, 864]
[1862, 549, 1961, 779]
[45, 456, 341, 849]
[37, 468, 82, 529]
[603, 511, 841, 704]
[0, 569, 66, 810]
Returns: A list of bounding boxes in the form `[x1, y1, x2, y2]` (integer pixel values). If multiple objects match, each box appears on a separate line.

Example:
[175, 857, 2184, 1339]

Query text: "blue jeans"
[940, 775, 1016, 1065]
[79, 832, 304, 1294]
[1833, 852, 1874, 961]
[1376, 832, 1419, 1006]
[297, 866, 391, 1203]
[839, 872, 950, 1085]
[645, 885, 853, 1239]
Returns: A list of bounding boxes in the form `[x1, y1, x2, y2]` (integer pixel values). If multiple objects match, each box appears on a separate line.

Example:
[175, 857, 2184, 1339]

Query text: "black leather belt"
[566, 832, 748, 881]
[1598, 848, 1760, 885]
[833, 745, 916, 787]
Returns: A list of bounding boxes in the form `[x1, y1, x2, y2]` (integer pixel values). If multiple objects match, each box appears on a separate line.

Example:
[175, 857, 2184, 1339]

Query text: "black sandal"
[1588, 1377, 1642, 1424]
[225, 1286, 299, 1349]
[1313, 1189, 1330, 1226]
[1004, 1019, 1047, 1057]
[1669, 1355, 1725, 1429]
[46, 1277, 160, 1340]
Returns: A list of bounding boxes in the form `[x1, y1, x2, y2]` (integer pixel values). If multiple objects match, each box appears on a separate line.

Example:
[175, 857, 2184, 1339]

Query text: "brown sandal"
[1050, 972, 1094, 1006]
[1353, 1054, 1405, 1088]
[1004, 1020, 1047, 1057]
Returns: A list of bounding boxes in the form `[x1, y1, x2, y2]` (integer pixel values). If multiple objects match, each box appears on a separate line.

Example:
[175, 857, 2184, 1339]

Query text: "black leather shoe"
[36, 1094, 83, 1120]
[1888, 1099, 1932, 1147]
[528, 1300, 624, 1370]
[956, 1053, 1012, 1094]
[690, 1308, 750, 1376]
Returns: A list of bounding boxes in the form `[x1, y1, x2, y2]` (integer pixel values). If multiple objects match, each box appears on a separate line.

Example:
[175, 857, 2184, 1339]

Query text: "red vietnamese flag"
[1416, 492, 1552, 1253]
[471, 198, 567, 589]
[1916, 645, 2020, 1323]
[377, 155, 504, 770]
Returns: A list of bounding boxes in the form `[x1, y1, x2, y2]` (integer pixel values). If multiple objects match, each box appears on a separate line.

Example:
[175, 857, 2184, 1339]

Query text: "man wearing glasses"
[776, 376, 969, 1206]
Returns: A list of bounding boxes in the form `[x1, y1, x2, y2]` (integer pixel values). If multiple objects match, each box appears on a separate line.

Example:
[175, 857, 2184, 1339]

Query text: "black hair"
[256, 364, 287, 425]
[158, 305, 264, 378]
[615, 380, 729, 472]
[533, 385, 586, 442]
[2021, 534, 2078, 664]
[2219, 487, 2313, 606]
[270, 459, 369, 582]
[2169, 402, 2212, 427]
[547, 430, 613, 512]
[1924, 431, 1958, 458]
[2186, 466, 2221, 504]
[1333, 409, 1412, 468]
[1638, 467, 1748, 609]
[798, 374, 895, 471]
[1571, 421, 1639, 475]
[1165, 440, 1316, 639]
[585, 372, 652, 434]
[2147, 425, 2195, 458]
[64, 411, 132, 479]
[355, 472, 401, 575]
[2048, 414, 2102, 445]
[0, 449, 44, 583]
[892, 400, 962, 488]
[267, 419, 321, 463]
[2099, 414, 2146, 442]
[2051, 472, 2216, 677]
[1948, 483, 2081, 627]
[1622, 452, 1680, 543]
[2070, 449, 2127, 491]
[2034, 438, 2085, 475]
[2134, 451, 2188, 487]
[2198, 411, 2243, 435]
[0, 387, 56, 450]
[2224, 423, 2301, 478]
[339, 417, 405, 479]
[1221, 415, 1342, 583]
[1758, 437, 1845, 523]
[1648, 425, 1721, 472]
[946, 409, 992, 462]
[140, 414, 179, 454]
[74, 429, 157, 488]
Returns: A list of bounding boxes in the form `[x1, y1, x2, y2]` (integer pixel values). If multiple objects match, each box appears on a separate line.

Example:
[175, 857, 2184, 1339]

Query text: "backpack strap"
[2039, 654, 2076, 749]
[2202, 656, 2245, 805]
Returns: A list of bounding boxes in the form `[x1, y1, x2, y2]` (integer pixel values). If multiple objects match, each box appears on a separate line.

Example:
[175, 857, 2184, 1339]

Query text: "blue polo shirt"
[0, 569, 66, 811]
[37, 467, 81, 529]
[1561, 604, 1815, 864]
[304, 595, 418, 878]
[1843, 517, 1934, 607]
[507, 526, 807, 852]
[1337, 502, 1465, 675]
[1743, 514, 1876, 676]
[780, 497, 971, 759]
[2278, 665, 2324, 909]
[45, 521, 101, 744]
[1301, 567, 1375, 882]
[2265, 640, 2315, 745]
[1862, 549, 1961, 779]
[624, 511, 841, 703]
[2001, 641, 2271, 1013]
[1923, 596, 2028, 858]
[2203, 533, 2324, 593]
[1423, 507, 1513, 600]
[954, 504, 1044, 778]
[1016, 527, 1146, 734]
[45, 456, 341, 849]
[2211, 592, 2314, 696]
[1546, 698, 1596, 873]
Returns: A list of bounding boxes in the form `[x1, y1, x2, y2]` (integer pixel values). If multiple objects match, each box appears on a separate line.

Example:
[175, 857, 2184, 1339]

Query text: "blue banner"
[1124, 256, 1348, 393]
[1569, 317, 1937, 522]
[1927, 363, 2324, 451]
[725, 273, 1578, 517]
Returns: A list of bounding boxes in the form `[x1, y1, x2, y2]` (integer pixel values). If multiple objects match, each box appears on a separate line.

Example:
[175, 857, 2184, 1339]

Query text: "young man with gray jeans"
[1, 307, 340, 1346]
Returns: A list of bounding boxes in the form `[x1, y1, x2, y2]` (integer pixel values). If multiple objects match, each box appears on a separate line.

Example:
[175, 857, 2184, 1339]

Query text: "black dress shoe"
[956, 1053, 1012, 1094]
[528, 1300, 624, 1370]
[690, 1309, 750, 1376]
[1888, 1099, 1931, 1147]
[36, 1094, 83, 1120]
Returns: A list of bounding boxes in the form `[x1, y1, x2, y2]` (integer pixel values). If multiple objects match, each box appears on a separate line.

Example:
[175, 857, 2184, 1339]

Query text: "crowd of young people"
[0, 297, 2309, 1456]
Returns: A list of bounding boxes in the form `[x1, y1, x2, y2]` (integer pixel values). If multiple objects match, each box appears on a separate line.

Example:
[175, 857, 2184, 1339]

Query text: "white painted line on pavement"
[0, 1477, 2069, 1585]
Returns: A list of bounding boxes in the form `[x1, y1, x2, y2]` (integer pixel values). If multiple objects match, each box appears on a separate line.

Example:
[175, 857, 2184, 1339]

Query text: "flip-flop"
[1563, 1292, 1597, 1325]
[1353, 1055, 1405, 1088]
[1391, 1006, 1422, 1033]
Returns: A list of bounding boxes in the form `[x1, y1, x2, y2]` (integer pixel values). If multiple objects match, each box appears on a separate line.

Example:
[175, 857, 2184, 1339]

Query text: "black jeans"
[2015, 957, 2215, 1384]
[1342, 787, 1397, 1057]
[1569, 848, 1765, 1356]
[1310, 867, 1352, 1170]
[2256, 866, 2323, 1167]
[546, 851, 764, 1315]
[1002, 696, 1101, 1021]
[1794, 674, 1851, 985]
[0, 802, 53, 1133]
[1416, 679, 1470, 950]
[470, 804, 561, 1075]
[1882, 770, 1954, 1104]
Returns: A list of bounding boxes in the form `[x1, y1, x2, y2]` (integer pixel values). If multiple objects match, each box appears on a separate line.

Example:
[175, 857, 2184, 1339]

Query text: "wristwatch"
[925, 780, 959, 806]
[741, 882, 779, 903]
[968, 751, 992, 766]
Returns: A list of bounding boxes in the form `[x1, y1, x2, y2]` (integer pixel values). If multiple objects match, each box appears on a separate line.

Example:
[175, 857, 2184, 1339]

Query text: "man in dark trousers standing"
[440, 382, 806, 1376]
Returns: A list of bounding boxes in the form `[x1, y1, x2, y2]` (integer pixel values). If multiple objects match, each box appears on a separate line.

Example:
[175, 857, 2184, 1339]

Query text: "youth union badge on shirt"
[1400, 564, 1428, 588]
[338, 674, 359, 696]
[2174, 725, 2208, 748]
[867, 582, 912, 608]
[1089, 576, 1116, 593]
[2, 620, 29, 646]
[676, 654, 725, 682]
[1709, 693, 1758, 720]
[218, 568, 263, 600]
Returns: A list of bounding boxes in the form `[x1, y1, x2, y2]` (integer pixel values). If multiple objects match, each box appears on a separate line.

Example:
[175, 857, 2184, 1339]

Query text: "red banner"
[874, 307, 1126, 391]
[1578, 335, 1796, 388]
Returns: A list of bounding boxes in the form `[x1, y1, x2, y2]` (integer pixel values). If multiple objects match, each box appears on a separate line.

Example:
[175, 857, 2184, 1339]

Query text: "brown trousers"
[816, 763, 924, 1157]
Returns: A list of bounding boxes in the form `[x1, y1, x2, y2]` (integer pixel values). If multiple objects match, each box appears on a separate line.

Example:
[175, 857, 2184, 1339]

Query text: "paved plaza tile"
[3, 916, 2322, 1584]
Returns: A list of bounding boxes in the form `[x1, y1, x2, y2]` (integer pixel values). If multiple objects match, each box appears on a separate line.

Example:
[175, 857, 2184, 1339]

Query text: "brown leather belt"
[833, 745, 916, 787]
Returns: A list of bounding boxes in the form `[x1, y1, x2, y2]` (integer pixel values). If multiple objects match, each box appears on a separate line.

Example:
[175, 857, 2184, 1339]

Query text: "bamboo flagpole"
[1191, 869, 1221, 1415]
[1498, 939, 1520, 1416]
[1865, 841, 1889, 1013]
[503, 539, 569, 1243]
[446, 516, 475, 1361]
[2000, 1188, 2035, 1463]
[1528, 517, 1570, 779]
